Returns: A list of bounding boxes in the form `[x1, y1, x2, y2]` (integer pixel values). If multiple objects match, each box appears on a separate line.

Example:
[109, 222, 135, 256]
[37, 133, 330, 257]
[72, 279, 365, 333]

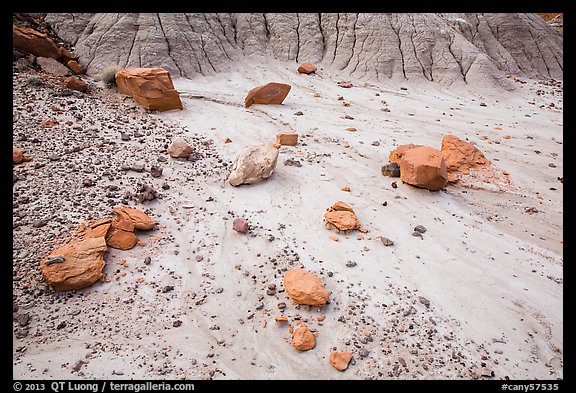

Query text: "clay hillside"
[13, 13, 562, 381]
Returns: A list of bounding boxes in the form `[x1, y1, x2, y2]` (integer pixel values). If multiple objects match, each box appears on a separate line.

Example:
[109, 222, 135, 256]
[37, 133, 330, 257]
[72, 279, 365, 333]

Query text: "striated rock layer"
[45, 13, 562, 90]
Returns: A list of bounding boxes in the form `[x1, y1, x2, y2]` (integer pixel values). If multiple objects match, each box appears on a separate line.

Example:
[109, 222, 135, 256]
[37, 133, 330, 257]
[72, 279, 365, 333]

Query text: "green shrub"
[25, 75, 43, 86]
[97, 64, 122, 87]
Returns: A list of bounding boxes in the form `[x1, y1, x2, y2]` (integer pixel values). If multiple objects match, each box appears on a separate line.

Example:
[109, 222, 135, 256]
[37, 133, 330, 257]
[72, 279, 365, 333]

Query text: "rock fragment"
[329, 351, 353, 371]
[324, 201, 361, 232]
[291, 323, 315, 351]
[297, 62, 317, 74]
[232, 218, 249, 234]
[283, 269, 329, 306]
[244, 82, 291, 108]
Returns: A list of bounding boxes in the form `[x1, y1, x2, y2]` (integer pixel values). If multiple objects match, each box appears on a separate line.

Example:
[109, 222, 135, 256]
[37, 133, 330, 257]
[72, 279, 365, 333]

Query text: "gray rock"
[381, 163, 400, 177]
[379, 236, 394, 246]
[414, 225, 427, 234]
[36, 57, 71, 76]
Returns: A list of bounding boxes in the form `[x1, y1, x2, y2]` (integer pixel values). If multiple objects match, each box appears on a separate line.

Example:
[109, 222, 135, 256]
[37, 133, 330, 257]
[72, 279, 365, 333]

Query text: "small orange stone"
[341, 186, 351, 192]
[329, 236, 339, 242]
[345, 127, 356, 132]
[359, 228, 368, 233]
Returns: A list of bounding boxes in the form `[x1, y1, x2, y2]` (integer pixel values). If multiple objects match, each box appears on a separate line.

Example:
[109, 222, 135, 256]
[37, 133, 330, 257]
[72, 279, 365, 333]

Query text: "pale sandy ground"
[13, 58, 562, 380]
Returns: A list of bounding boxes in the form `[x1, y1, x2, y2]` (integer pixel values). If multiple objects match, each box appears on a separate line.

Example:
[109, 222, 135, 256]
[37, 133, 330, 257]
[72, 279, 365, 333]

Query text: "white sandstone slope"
[45, 13, 562, 90]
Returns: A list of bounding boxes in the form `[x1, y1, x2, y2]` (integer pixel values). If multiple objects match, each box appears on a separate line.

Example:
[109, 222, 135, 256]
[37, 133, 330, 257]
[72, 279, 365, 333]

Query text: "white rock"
[228, 144, 279, 186]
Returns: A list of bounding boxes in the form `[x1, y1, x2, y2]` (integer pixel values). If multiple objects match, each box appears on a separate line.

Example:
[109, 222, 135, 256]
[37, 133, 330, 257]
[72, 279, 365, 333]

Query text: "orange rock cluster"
[387, 134, 493, 190]
[39, 206, 156, 291]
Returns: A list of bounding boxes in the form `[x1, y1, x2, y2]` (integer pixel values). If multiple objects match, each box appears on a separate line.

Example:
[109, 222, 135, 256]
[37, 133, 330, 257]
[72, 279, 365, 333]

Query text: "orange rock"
[106, 216, 138, 250]
[325, 201, 360, 231]
[113, 206, 156, 230]
[64, 76, 88, 92]
[440, 134, 491, 179]
[399, 146, 448, 191]
[58, 46, 76, 63]
[84, 218, 112, 239]
[39, 236, 108, 291]
[341, 186, 351, 192]
[276, 133, 298, 146]
[345, 127, 356, 132]
[66, 60, 84, 75]
[275, 315, 288, 322]
[13, 24, 61, 59]
[329, 236, 339, 242]
[324, 211, 361, 231]
[245, 82, 291, 108]
[329, 351, 353, 371]
[388, 144, 421, 165]
[40, 119, 59, 126]
[284, 269, 330, 307]
[115, 67, 183, 111]
[13, 146, 32, 165]
[291, 323, 316, 351]
[330, 201, 355, 212]
[224, 137, 232, 144]
[297, 62, 317, 74]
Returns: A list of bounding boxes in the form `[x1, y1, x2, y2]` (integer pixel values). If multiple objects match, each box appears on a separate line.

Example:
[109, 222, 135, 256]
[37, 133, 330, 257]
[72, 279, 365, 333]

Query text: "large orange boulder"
[329, 351, 353, 371]
[399, 146, 448, 191]
[388, 144, 421, 165]
[244, 82, 291, 108]
[115, 67, 183, 111]
[39, 236, 108, 291]
[283, 269, 329, 307]
[441, 134, 491, 182]
[324, 201, 361, 232]
[13, 24, 61, 60]
[291, 323, 316, 351]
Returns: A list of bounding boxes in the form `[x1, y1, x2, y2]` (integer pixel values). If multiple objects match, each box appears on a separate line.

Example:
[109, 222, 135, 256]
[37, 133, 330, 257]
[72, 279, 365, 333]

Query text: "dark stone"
[381, 162, 400, 177]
